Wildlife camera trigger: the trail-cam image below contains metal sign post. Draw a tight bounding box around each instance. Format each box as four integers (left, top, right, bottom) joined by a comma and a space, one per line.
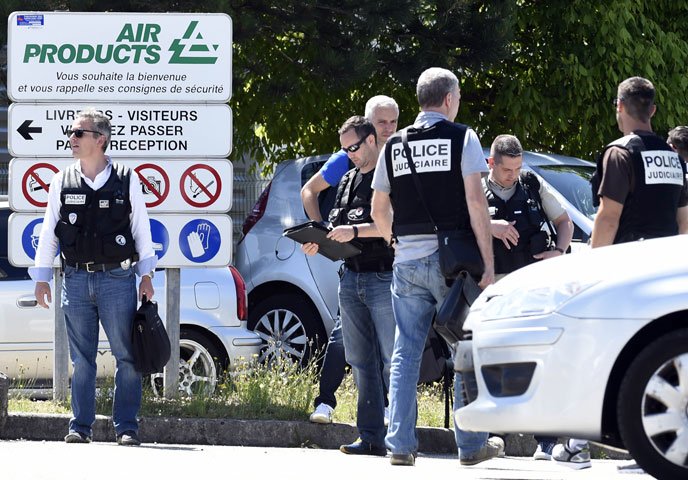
163, 268, 180, 398
53, 268, 68, 402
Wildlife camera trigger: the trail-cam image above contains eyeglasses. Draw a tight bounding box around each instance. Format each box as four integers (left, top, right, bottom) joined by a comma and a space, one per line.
343, 135, 369, 153
66, 128, 102, 138
612, 97, 624, 107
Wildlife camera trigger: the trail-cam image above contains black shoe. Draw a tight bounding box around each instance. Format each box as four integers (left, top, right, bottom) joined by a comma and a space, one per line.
390, 452, 417, 466
116, 430, 141, 446
339, 439, 387, 457
64, 431, 91, 444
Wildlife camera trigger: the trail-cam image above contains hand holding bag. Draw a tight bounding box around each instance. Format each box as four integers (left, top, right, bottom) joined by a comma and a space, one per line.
433, 271, 482, 345
401, 130, 484, 279
132, 295, 171, 374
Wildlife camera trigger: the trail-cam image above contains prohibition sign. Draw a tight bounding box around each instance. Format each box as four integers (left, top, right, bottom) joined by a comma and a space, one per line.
22, 163, 59, 208
135, 163, 170, 208
180, 164, 222, 208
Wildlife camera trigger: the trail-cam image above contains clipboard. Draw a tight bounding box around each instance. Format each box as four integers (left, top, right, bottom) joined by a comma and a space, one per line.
283, 221, 362, 261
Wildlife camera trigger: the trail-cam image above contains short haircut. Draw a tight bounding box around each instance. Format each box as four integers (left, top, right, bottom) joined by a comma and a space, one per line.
76, 107, 111, 151
416, 68, 459, 109
668, 126, 688, 158
364, 95, 399, 120
490, 134, 523, 163
338, 115, 377, 142
618, 77, 655, 123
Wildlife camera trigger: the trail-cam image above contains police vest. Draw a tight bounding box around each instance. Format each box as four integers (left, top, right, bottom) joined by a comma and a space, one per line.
592, 132, 686, 243
485, 173, 547, 274
54, 162, 137, 266
329, 168, 394, 272
384, 121, 470, 235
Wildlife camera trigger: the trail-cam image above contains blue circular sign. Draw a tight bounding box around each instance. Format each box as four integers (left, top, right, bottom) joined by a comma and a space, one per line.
22, 219, 44, 260
149, 218, 169, 260
179, 219, 221, 263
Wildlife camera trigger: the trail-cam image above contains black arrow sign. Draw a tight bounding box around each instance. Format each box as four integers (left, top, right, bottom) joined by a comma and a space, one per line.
17, 120, 43, 140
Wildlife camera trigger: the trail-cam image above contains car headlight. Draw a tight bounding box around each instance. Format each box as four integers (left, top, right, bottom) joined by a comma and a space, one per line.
480, 279, 599, 320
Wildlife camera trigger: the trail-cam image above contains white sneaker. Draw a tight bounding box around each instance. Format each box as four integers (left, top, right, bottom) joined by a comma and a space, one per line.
384, 407, 389, 427
551, 442, 591, 469
532, 441, 555, 461
309, 403, 334, 424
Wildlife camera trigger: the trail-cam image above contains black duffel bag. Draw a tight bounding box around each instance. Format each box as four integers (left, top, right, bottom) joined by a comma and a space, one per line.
132, 295, 171, 374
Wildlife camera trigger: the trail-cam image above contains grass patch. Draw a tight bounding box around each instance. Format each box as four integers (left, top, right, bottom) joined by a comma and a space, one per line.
8, 356, 449, 427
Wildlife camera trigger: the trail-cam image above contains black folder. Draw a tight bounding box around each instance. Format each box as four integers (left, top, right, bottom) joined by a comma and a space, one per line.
283, 221, 362, 261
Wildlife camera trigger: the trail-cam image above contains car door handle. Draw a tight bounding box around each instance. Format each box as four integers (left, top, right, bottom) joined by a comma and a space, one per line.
17, 295, 39, 308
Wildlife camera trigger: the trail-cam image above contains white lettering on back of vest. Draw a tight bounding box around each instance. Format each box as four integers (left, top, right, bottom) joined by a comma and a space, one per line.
642, 150, 684, 185
390, 139, 452, 177
64, 194, 87, 205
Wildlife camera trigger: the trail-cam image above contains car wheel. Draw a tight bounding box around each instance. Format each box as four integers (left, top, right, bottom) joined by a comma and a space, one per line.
150, 329, 228, 397
248, 294, 326, 365
617, 329, 688, 480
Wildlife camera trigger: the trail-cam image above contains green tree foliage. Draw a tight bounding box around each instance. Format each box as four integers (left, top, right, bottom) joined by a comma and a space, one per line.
0, 1, 515, 171
466, 0, 688, 161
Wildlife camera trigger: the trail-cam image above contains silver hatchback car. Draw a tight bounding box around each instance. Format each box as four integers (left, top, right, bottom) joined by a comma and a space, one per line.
0, 200, 262, 396
236, 151, 597, 363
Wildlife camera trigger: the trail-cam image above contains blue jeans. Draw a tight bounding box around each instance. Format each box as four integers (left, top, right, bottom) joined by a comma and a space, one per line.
61, 265, 141, 437
340, 268, 396, 448
314, 317, 345, 409
385, 252, 488, 456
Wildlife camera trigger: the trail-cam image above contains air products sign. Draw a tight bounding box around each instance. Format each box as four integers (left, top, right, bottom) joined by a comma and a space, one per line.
8, 12, 232, 102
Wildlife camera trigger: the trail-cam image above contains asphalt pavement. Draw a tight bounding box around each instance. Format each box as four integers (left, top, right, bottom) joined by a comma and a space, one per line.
0, 440, 650, 480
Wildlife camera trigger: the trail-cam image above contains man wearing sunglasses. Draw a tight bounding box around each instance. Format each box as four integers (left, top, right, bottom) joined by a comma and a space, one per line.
30, 108, 157, 447
303, 116, 395, 457
371, 67, 499, 467
300, 96, 399, 426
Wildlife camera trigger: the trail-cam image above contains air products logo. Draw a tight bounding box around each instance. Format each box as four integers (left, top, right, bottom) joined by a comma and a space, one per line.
22, 21, 220, 65
169, 21, 219, 64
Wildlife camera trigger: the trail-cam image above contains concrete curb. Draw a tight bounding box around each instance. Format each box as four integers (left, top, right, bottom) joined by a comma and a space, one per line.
0, 412, 631, 459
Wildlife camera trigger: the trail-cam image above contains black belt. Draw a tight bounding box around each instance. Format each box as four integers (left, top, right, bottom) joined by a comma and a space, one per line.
65, 260, 131, 273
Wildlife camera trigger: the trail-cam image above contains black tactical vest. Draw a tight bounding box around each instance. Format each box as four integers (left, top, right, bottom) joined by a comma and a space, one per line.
55, 162, 137, 266
384, 121, 470, 235
486, 173, 548, 274
329, 168, 394, 272
592, 132, 685, 243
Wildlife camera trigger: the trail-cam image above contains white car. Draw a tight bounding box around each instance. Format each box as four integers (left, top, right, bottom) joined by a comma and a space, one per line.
236, 151, 596, 363
456, 235, 688, 480
0, 200, 262, 396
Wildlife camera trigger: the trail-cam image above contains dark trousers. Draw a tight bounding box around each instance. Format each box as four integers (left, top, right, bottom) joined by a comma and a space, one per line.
314, 318, 346, 408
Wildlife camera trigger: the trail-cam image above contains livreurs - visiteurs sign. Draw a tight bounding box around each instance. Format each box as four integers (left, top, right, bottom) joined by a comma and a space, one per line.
8, 12, 232, 102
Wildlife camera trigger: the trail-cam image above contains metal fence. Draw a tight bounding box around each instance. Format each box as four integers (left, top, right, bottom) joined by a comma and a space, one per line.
229, 171, 272, 251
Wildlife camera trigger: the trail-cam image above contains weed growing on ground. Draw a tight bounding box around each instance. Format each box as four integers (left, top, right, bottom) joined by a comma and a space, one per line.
8, 354, 447, 427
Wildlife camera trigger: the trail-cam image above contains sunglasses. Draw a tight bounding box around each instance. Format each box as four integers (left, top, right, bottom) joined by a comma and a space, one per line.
612, 97, 623, 107
66, 128, 102, 138
343, 135, 369, 153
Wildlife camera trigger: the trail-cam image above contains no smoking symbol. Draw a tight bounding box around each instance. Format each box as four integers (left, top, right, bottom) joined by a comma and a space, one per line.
22, 163, 59, 208
180, 165, 222, 208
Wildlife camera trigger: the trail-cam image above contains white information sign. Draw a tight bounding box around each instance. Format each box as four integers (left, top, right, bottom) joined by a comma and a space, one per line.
8, 12, 232, 102
8, 103, 232, 157
9, 213, 233, 268
8, 158, 233, 213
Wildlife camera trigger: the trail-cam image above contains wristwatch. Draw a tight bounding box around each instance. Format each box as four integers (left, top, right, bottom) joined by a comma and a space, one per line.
144, 270, 155, 279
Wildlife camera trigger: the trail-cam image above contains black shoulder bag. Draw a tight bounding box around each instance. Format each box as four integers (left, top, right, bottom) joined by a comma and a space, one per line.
131, 295, 171, 374
401, 129, 484, 279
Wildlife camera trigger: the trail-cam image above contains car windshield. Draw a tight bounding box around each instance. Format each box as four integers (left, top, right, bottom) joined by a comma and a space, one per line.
529, 165, 598, 220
